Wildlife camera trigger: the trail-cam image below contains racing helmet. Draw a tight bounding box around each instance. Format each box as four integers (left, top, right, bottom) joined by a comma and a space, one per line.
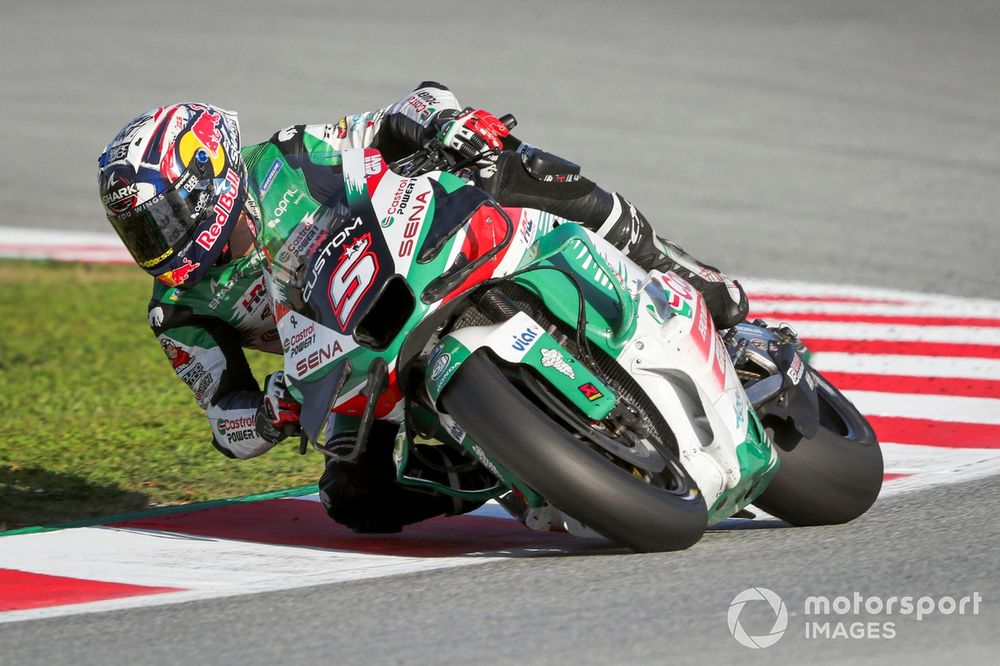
97, 103, 247, 288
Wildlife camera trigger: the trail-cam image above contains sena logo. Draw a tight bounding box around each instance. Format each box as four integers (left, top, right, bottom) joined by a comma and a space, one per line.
396, 189, 430, 258
295, 341, 344, 376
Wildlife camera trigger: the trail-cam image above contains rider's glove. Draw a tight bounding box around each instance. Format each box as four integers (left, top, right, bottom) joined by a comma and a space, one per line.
255, 371, 302, 444
435, 107, 511, 164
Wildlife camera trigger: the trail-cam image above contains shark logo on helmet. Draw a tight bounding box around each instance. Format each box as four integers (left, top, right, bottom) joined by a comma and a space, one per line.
102, 176, 140, 214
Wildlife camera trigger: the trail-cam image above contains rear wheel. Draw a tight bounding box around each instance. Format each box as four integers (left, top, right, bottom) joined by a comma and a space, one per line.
440, 352, 708, 552
753, 369, 883, 525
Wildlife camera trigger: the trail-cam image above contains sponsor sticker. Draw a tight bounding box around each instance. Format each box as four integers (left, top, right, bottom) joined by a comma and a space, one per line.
160, 338, 191, 370
510, 326, 540, 352
260, 159, 283, 193
787, 354, 805, 385
430, 352, 452, 381
540, 348, 576, 379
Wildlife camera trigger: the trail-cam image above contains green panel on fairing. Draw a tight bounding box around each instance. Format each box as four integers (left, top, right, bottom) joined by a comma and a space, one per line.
511, 224, 637, 357
300, 132, 344, 167
426, 328, 615, 420
425, 337, 475, 401
707, 409, 781, 524
435, 171, 468, 193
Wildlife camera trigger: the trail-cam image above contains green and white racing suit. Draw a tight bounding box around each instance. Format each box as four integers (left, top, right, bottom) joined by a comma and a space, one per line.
148, 82, 467, 459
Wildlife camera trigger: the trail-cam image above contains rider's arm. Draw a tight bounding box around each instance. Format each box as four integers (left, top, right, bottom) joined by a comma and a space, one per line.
150, 315, 280, 460
348, 81, 463, 158
262, 82, 463, 163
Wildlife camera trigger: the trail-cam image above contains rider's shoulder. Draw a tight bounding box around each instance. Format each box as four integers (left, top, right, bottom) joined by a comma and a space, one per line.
146, 269, 231, 326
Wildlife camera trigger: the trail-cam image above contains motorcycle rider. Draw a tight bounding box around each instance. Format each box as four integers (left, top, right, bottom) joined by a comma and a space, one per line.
97, 82, 749, 533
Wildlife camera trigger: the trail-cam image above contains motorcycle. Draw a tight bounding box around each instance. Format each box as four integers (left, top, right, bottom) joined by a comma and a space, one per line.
261, 117, 884, 552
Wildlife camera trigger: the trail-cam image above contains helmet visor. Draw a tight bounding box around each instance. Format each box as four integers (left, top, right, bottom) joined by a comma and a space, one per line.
107, 170, 215, 268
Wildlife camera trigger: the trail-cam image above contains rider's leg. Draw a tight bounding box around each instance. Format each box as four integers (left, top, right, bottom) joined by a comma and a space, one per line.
477, 151, 749, 329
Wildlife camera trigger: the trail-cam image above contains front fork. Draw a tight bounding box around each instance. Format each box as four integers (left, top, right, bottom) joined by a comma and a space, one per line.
725, 321, 821, 439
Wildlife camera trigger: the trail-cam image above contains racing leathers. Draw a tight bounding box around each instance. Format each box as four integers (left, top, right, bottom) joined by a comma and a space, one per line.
149, 82, 748, 525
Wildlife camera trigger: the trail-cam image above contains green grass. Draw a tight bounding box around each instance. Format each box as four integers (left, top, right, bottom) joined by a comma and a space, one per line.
0, 260, 322, 532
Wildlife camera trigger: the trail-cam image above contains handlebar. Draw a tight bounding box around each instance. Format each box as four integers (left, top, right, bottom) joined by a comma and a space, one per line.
390, 113, 518, 178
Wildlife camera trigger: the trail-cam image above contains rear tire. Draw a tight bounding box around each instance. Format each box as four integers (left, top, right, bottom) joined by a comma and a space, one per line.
440, 352, 708, 552
753, 370, 883, 525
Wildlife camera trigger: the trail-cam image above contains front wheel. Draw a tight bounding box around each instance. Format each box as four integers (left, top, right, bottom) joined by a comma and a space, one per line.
752, 369, 884, 525
439, 352, 708, 552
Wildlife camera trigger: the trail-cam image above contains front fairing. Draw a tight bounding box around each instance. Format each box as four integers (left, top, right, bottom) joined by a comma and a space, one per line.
260, 147, 523, 444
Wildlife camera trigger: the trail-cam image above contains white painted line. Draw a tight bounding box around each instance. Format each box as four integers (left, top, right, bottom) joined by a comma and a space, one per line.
0, 225, 123, 246
0, 226, 131, 263
843, 390, 1000, 425
747, 301, 1000, 318
879, 442, 1000, 473
743, 278, 1000, 308
877, 444, 1000, 498
809, 352, 1000, 380
0, 526, 499, 624
763, 321, 1000, 345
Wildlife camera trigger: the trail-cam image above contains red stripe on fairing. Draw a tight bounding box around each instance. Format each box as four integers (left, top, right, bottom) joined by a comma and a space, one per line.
334, 370, 403, 419
112, 499, 574, 557
883, 473, 912, 481
748, 311, 1000, 328
867, 416, 1000, 448
747, 294, 912, 305
362, 148, 389, 194
441, 205, 518, 305
819, 372, 1000, 399
0, 568, 182, 612
803, 338, 1000, 360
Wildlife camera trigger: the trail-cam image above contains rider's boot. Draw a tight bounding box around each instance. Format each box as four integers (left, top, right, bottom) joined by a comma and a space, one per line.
477, 150, 749, 329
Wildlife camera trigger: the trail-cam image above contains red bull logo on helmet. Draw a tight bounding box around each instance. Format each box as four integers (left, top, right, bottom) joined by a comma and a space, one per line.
195, 168, 241, 251
178, 105, 226, 176
189, 107, 222, 152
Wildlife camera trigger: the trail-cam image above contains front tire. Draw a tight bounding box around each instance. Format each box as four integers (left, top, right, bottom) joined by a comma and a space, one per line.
753, 370, 883, 525
440, 352, 708, 552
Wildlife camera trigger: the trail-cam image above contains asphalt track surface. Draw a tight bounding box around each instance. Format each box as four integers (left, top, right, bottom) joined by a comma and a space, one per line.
2, 0, 998, 663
